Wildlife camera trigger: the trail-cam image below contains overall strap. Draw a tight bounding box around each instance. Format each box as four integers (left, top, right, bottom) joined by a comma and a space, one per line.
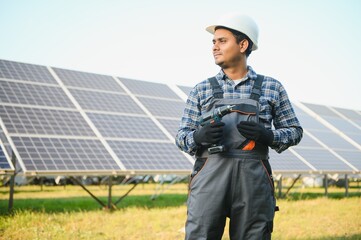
208, 77, 223, 99
208, 74, 264, 100
250, 74, 264, 101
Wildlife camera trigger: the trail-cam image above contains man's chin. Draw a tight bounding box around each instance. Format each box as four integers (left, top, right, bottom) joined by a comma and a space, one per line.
215, 59, 222, 65
215, 61, 226, 68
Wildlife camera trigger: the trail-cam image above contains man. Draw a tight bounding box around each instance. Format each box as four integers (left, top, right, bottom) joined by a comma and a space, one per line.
175, 13, 303, 240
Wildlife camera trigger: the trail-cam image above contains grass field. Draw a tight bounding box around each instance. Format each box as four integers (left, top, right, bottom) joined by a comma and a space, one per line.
0, 182, 360, 240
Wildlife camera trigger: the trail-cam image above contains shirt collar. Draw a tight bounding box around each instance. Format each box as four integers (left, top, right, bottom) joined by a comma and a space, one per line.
215, 66, 258, 82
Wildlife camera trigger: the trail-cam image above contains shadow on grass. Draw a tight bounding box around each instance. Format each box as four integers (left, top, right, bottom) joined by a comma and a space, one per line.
280, 191, 360, 200
311, 234, 361, 240
0, 193, 187, 215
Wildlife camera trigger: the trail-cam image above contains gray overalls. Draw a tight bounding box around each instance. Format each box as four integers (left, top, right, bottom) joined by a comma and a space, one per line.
185, 75, 276, 240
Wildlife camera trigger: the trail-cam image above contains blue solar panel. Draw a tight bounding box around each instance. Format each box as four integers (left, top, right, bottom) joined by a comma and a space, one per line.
177, 85, 193, 96
293, 148, 354, 171
158, 119, 180, 139
269, 150, 312, 172
333, 107, 361, 121
70, 89, 144, 114
335, 150, 361, 170
119, 78, 181, 99
1, 59, 360, 175
0, 80, 75, 108
0, 59, 57, 84
0, 106, 95, 136
12, 137, 120, 172
107, 140, 192, 171
53, 67, 124, 92
87, 113, 168, 139
0, 144, 12, 171
294, 103, 361, 172
302, 103, 361, 145
0, 59, 195, 175
137, 97, 185, 118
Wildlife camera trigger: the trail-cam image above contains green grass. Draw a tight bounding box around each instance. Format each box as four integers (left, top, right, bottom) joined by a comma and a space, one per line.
0, 183, 360, 239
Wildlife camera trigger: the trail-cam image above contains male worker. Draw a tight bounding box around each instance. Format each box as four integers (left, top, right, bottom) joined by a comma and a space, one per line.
175, 13, 303, 240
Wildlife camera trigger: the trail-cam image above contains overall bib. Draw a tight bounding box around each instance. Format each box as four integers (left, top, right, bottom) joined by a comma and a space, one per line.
185, 75, 276, 240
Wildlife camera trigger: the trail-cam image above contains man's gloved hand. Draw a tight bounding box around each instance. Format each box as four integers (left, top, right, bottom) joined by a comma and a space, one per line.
193, 122, 225, 145
237, 121, 274, 146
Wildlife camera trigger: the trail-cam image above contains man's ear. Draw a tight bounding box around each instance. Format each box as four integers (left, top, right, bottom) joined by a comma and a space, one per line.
239, 39, 249, 54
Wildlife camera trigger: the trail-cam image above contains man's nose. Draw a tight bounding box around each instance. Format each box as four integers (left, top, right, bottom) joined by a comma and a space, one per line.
213, 43, 219, 51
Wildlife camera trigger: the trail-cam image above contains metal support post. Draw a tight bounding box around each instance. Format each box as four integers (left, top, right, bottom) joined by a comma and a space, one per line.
345, 174, 349, 197
8, 152, 16, 214
278, 175, 283, 198
108, 176, 113, 209
324, 174, 328, 197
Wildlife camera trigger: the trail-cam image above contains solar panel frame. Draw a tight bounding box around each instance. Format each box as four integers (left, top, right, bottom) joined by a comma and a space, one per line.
0, 59, 57, 84
157, 119, 181, 139
12, 136, 121, 173
87, 113, 169, 140
0, 139, 14, 174
69, 89, 145, 114
1, 59, 360, 176
292, 148, 354, 172
177, 85, 193, 97
119, 77, 181, 100
0, 105, 96, 137
0, 60, 195, 175
53, 67, 125, 92
333, 107, 361, 121
0, 80, 75, 108
137, 97, 185, 118
107, 140, 193, 173
269, 149, 313, 173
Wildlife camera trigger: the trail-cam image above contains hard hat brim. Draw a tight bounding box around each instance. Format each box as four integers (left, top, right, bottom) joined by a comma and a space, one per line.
205, 24, 258, 51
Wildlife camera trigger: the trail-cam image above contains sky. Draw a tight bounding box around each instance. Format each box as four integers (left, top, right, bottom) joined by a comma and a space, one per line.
1, 0, 361, 110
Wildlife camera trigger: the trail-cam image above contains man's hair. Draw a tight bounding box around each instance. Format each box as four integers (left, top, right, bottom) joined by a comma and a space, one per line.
215, 26, 253, 57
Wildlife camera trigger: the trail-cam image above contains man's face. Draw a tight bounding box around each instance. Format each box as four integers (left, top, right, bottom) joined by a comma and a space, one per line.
212, 28, 243, 69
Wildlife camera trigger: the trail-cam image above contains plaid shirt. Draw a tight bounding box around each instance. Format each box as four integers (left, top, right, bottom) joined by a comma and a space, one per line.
175, 66, 303, 155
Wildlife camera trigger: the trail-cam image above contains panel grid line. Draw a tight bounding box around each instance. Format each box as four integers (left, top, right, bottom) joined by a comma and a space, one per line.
47, 66, 127, 171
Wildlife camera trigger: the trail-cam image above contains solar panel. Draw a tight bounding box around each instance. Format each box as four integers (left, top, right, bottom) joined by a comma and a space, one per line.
332, 107, 361, 121
0, 129, 12, 158
335, 150, 361, 170
157, 119, 181, 138
87, 113, 168, 139
0, 106, 95, 136
177, 85, 193, 96
0, 59, 57, 84
292, 148, 353, 171
0, 143, 13, 173
269, 150, 312, 172
69, 89, 144, 113
302, 103, 361, 145
0, 80, 75, 108
53, 67, 124, 92
0, 59, 193, 175
137, 97, 185, 118
1, 59, 359, 176
120, 78, 181, 99
12, 137, 120, 172
107, 140, 193, 171
294, 103, 360, 172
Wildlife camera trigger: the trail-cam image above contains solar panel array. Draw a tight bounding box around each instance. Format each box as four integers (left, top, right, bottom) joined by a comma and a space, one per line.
0, 128, 14, 174
0, 59, 193, 175
0, 59, 360, 176
269, 103, 361, 174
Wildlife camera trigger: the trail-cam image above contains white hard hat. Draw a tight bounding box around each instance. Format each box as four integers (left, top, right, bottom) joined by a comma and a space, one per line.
206, 13, 259, 51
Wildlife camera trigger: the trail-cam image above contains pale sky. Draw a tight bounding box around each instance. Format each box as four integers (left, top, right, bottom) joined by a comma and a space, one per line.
1, 0, 360, 110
